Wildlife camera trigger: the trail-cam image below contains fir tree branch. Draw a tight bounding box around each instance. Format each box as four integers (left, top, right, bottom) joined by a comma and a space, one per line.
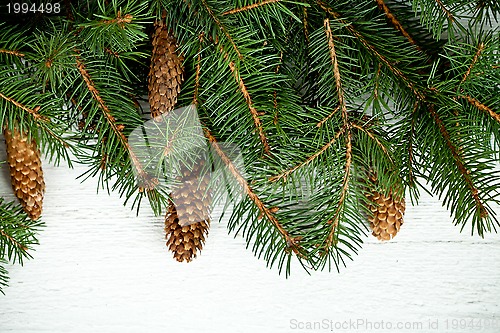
269, 126, 346, 182
351, 123, 394, 164
408, 101, 419, 185
100, 11, 133, 28
435, 0, 454, 22
460, 42, 485, 84
0, 230, 28, 253
203, 127, 302, 254
428, 104, 488, 218
201, 0, 242, 59
316, 0, 424, 99
317, 105, 341, 127
193, 33, 204, 105
0, 93, 47, 121
303, 7, 310, 43
374, 0, 420, 49
324, 18, 347, 122
228, 61, 271, 155
325, 129, 352, 250
0, 49, 24, 57
460, 95, 500, 124
222, 0, 282, 15
74, 56, 152, 188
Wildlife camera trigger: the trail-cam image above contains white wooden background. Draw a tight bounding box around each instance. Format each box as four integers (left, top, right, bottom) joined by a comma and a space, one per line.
0, 138, 499, 333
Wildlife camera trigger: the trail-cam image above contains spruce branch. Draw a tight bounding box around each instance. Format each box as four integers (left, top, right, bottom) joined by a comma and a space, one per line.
0, 198, 43, 294
200, 0, 243, 59
460, 95, 500, 124
427, 104, 489, 220
222, 0, 283, 15
325, 129, 353, 251
460, 42, 485, 84
269, 126, 345, 182
204, 127, 303, 254
0, 50, 25, 57
0, 93, 47, 122
375, 0, 420, 49
317, 0, 425, 99
227, 61, 271, 155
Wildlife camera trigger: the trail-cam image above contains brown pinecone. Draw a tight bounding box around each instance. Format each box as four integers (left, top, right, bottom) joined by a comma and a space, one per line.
365, 175, 406, 241
148, 18, 184, 118
165, 162, 211, 262
3, 126, 45, 220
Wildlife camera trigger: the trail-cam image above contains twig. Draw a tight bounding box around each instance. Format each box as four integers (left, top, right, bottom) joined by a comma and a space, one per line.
461, 42, 485, 84
228, 61, 271, 155
193, 33, 204, 105
0, 230, 28, 252
0, 49, 24, 57
0, 93, 47, 121
203, 127, 302, 254
202, 0, 242, 59
317, 0, 424, 100
100, 11, 133, 28
75, 56, 152, 188
269, 126, 346, 182
325, 129, 352, 249
317, 105, 341, 128
324, 18, 347, 123
435, 0, 454, 22
351, 123, 394, 164
460, 95, 500, 124
374, 0, 420, 50
223, 0, 281, 15
428, 105, 487, 218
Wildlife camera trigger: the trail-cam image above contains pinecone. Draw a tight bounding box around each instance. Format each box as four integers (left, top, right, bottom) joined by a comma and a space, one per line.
365, 175, 406, 241
3, 126, 45, 220
148, 18, 184, 118
165, 161, 211, 262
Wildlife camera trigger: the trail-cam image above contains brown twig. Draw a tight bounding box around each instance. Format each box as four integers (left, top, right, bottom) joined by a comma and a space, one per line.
460, 95, 500, 124
193, 33, 204, 105
269, 126, 346, 182
203, 127, 302, 254
325, 129, 352, 249
324, 18, 347, 123
75, 56, 151, 187
0, 49, 24, 57
375, 0, 420, 50
0, 93, 47, 121
100, 11, 133, 28
228, 61, 271, 155
317, 105, 341, 128
407, 101, 419, 185
435, 0, 454, 22
202, 0, 242, 59
461, 42, 485, 84
351, 123, 394, 164
303, 7, 310, 43
222, 0, 281, 15
428, 105, 487, 218
0, 230, 28, 252
104, 47, 120, 58
317, 0, 424, 100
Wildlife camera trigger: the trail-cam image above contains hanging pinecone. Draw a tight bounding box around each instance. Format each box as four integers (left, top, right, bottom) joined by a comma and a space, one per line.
365, 174, 406, 241
3, 126, 45, 220
164, 161, 211, 262
148, 18, 184, 118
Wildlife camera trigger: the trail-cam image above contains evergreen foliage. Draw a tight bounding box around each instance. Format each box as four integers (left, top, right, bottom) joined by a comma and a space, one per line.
0, 0, 499, 288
